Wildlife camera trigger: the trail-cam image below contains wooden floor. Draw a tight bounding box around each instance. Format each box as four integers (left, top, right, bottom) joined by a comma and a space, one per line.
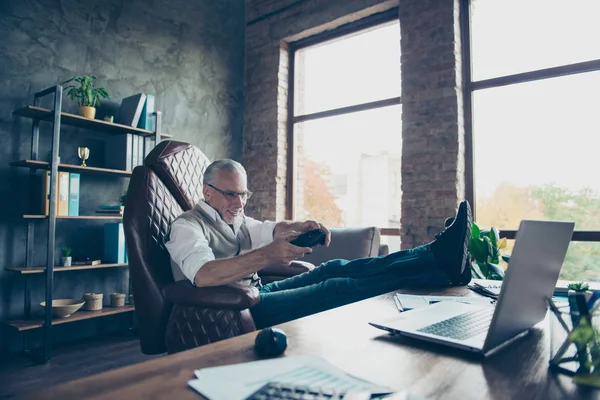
0, 333, 162, 399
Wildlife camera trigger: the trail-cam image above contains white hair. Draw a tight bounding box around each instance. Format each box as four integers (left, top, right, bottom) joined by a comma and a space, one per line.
203, 159, 247, 184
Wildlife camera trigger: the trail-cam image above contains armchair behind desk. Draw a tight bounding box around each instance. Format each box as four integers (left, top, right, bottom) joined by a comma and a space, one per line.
123, 140, 264, 355
123, 140, 389, 355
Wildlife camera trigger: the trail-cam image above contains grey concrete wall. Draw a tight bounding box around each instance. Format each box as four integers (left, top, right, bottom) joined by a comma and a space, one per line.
0, 0, 245, 354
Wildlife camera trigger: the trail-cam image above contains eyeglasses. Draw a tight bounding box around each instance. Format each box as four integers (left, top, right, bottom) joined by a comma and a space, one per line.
207, 183, 253, 201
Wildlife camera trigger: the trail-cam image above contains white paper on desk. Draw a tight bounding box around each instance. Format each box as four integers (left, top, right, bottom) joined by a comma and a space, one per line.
395, 293, 493, 311
187, 354, 392, 400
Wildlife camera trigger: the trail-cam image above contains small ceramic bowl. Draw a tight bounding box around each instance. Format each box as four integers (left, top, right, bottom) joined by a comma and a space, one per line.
40, 299, 85, 318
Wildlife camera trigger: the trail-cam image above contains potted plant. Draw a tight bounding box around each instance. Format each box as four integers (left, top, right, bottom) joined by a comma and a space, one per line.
467, 222, 509, 280
62, 75, 110, 119
567, 282, 594, 372
61, 246, 73, 267
548, 282, 600, 383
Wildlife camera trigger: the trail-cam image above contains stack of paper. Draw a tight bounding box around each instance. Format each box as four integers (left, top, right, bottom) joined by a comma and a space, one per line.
468, 279, 600, 300
467, 279, 502, 299
188, 355, 392, 400
394, 293, 494, 312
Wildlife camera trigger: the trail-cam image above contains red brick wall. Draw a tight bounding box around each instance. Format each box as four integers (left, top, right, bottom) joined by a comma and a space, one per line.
244, 0, 465, 247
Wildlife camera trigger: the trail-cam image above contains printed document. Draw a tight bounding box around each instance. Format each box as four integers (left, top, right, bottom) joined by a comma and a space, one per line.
188, 354, 392, 399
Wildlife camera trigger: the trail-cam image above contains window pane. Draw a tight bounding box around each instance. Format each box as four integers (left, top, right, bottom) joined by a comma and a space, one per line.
381, 235, 401, 254
471, 0, 600, 81
501, 240, 600, 282
473, 71, 600, 233
293, 105, 401, 229
294, 21, 400, 116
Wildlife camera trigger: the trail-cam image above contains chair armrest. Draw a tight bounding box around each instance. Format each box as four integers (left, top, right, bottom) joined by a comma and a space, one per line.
162, 280, 260, 309
379, 244, 389, 256
259, 260, 315, 278
258, 260, 315, 285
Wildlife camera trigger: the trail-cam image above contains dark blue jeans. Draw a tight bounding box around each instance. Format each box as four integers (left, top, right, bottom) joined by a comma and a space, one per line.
250, 243, 449, 329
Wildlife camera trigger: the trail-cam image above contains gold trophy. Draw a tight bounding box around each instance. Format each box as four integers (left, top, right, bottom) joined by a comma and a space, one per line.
77, 147, 90, 167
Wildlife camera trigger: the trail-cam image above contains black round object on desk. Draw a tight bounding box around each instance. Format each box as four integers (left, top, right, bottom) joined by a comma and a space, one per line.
254, 327, 288, 357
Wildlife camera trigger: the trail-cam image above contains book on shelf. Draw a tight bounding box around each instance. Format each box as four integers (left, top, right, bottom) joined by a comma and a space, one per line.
104, 223, 127, 263
58, 171, 69, 216
135, 93, 156, 164
116, 93, 147, 127
105, 134, 133, 172
96, 205, 123, 215
68, 173, 80, 216
71, 259, 102, 266
138, 94, 155, 131
41, 171, 71, 216
105, 93, 155, 172
41, 171, 51, 215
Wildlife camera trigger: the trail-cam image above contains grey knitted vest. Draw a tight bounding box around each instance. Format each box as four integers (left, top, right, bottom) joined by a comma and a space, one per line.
170, 203, 260, 287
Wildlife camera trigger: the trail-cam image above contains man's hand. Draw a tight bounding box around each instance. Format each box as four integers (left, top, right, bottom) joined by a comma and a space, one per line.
262, 230, 313, 267
273, 220, 332, 247
295, 220, 332, 247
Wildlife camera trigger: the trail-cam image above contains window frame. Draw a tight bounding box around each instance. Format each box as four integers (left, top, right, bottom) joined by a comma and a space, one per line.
286, 8, 401, 222
460, 0, 600, 241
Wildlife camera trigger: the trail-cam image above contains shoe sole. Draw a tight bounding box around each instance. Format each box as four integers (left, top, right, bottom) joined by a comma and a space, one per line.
454, 201, 472, 285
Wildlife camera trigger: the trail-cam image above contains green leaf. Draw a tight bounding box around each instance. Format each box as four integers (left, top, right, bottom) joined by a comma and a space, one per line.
469, 238, 486, 262
60, 75, 109, 108
477, 261, 489, 277
483, 236, 493, 260
489, 226, 499, 248
471, 222, 480, 240
486, 262, 505, 279
568, 282, 591, 292
470, 260, 486, 279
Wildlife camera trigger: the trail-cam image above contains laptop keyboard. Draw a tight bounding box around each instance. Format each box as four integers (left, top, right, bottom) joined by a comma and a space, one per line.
244, 382, 367, 400
417, 307, 495, 340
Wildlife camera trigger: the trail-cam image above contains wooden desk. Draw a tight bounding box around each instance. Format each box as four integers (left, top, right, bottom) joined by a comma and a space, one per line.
24, 287, 600, 399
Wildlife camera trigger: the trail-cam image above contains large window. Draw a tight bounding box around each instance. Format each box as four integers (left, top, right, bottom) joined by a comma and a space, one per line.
467, 0, 600, 281
289, 13, 401, 250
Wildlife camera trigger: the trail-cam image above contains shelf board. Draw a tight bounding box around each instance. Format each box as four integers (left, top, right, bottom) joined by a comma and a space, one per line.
5, 263, 127, 274
10, 160, 132, 177
23, 214, 122, 220
4, 305, 135, 331
13, 106, 172, 138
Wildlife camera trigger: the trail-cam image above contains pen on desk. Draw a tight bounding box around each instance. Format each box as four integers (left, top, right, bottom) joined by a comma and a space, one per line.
394, 295, 404, 312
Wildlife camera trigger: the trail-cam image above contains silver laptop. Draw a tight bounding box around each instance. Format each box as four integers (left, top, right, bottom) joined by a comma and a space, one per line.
369, 220, 575, 357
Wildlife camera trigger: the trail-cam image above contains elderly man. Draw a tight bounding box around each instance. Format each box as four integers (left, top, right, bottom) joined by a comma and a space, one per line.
165, 159, 472, 329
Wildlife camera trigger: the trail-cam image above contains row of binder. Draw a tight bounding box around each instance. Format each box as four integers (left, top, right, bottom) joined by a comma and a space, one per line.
42, 171, 79, 216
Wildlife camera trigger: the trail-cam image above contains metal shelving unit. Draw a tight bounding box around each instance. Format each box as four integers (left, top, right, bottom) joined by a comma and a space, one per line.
5, 85, 163, 362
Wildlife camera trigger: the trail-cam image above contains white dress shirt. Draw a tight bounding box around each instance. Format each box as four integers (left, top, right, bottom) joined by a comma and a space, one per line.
165, 200, 276, 284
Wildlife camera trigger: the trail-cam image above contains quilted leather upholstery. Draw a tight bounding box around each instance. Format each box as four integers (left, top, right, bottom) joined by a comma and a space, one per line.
165, 306, 256, 354
124, 140, 258, 355
123, 167, 181, 354
145, 140, 210, 211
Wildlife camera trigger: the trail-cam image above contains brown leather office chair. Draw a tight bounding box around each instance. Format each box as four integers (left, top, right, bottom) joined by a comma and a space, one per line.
123, 140, 263, 355
124, 140, 384, 355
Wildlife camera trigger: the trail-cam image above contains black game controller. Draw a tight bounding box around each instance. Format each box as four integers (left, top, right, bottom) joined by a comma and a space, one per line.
289, 229, 326, 248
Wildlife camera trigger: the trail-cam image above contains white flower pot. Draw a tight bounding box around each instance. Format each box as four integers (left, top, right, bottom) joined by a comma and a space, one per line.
61, 256, 72, 267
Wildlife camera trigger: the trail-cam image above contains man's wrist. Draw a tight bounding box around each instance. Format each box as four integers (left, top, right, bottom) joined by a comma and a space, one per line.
274, 221, 293, 238
249, 246, 270, 268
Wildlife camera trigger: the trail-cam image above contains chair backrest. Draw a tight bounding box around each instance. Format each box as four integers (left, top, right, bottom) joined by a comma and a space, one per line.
123, 140, 210, 354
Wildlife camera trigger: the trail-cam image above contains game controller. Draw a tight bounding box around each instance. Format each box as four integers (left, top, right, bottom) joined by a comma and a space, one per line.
289, 229, 326, 248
